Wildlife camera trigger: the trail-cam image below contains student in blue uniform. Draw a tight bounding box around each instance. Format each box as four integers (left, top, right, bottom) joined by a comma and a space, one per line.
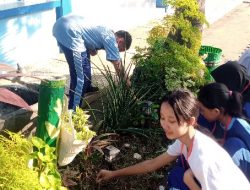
198, 82, 250, 181
53, 14, 132, 110
198, 61, 250, 140
211, 61, 250, 118
167, 82, 250, 189
96, 89, 249, 190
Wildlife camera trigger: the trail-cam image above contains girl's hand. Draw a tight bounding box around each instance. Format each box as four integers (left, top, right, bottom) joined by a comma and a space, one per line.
96, 170, 114, 183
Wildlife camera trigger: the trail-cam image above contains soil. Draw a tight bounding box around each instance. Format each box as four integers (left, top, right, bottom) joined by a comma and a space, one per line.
59, 131, 174, 190
57, 94, 174, 190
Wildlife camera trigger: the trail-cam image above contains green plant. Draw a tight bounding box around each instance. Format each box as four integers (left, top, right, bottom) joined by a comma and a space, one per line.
61, 107, 96, 142
100, 63, 144, 131
131, 46, 167, 102
132, 0, 209, 101
148, 0, 208, 54
30, 137, 66, 190
0, 131, 66, 190
162, 38, 208, 92
131, 100, 160, 128
0, 131, 41, 190
93, 60, 162, 137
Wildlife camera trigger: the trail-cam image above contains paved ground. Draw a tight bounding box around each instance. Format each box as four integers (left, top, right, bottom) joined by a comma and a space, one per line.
202, 1, 250, 64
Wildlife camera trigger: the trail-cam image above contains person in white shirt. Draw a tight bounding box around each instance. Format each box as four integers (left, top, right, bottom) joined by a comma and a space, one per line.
96, 89, 250, 190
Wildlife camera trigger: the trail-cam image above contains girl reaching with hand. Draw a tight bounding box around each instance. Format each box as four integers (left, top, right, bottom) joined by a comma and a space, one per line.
198, 82, 250, 181
96, 88, 249, 189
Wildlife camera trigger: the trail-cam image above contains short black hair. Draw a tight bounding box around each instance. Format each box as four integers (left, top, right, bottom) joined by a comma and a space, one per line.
115, 30, 132, 50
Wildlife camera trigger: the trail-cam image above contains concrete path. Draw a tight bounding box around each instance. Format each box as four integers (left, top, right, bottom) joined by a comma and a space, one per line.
202, 1, 250, 64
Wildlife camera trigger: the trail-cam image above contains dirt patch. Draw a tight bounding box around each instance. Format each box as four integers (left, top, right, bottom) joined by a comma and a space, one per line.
59, 134, 173, 190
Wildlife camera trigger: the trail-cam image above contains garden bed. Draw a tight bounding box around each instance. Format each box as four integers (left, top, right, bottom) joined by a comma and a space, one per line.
59, 134, 172, 190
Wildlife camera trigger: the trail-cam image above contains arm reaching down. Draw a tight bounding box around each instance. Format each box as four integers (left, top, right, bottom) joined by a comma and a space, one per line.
96, 152, 177, 183
111, 60, 131, 86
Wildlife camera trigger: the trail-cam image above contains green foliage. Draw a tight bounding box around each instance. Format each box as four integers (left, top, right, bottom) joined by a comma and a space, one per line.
0, 131, 41, 190
0, 131, 66, 190
62, 107, 96, 142
161, 38, 208, 92
30, 137, 66, 190
131, 101, 160, 128
147, 16, 172, 45
99, 63, 147, 133
71, 107, 96, 141
131, 45, 167, 102
148, 0, 208, 54
132, 0, 209, 101
95, 61, 162, 137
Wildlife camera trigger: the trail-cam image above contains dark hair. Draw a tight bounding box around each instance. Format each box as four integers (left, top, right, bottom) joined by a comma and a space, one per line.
198, 82, 243, 117
160, 89, 199, 125
210, 60, 250, 103
115, 30, 132, 50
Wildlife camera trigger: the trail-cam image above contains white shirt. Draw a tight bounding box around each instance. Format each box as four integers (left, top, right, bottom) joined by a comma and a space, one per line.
167, 130, 250, 190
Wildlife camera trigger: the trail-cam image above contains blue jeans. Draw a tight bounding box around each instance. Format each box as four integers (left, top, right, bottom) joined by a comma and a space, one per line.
59, 43, 91, 110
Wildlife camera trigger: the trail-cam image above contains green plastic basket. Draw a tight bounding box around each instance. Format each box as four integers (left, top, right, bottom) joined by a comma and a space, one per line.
199, 45, 222, 64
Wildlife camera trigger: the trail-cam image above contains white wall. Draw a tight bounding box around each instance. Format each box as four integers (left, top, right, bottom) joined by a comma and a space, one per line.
0, 10, 57, 67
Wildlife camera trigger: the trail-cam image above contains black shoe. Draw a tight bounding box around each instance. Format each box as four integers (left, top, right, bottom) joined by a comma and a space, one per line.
85, 86, 99, 93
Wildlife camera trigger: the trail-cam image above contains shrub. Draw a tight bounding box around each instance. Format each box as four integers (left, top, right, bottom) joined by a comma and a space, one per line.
0, 131, 41, 190
131, 0, 209, 101
0, 131, 66, 190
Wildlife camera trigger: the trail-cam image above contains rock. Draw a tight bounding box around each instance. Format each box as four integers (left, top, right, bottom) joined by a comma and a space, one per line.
158, 185, 165, 190
103, 145, 120, 162
133, 153, 142, 160
124, 143, 130, 148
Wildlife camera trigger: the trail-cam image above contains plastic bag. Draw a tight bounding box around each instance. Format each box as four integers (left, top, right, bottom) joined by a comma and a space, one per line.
57, 110, 89, 166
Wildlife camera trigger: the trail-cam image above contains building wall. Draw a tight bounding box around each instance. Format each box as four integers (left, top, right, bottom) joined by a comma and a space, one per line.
0, 9, 57, 67
0, 0, 166, 67
0, 0, 243, 68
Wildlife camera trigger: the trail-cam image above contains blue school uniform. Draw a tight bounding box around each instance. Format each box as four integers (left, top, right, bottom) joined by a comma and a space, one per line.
53, 14, 120, 110
223, 117, 250, 181
243, 102, 250, 119
197, 114, 224, 139
198, 116, 250, 181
